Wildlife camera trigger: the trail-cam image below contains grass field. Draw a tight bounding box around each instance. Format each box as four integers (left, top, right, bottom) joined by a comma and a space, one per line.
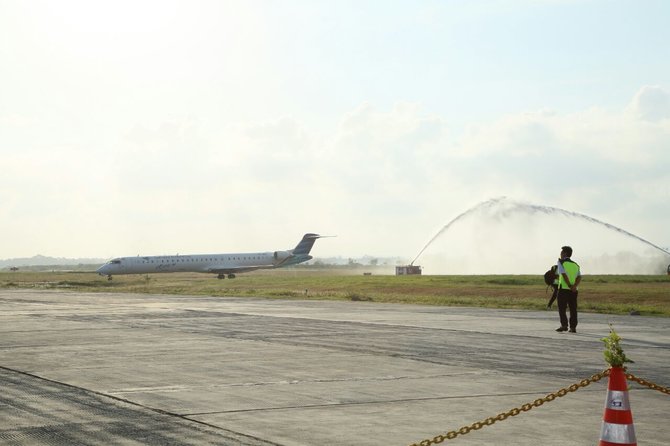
2, 268, 669, 316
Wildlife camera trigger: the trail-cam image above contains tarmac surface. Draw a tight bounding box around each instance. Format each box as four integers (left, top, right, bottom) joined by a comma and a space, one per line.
0, 289, 668, 446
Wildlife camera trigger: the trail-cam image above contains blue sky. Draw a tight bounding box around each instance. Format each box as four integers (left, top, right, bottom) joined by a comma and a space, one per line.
1, 0, 669, 271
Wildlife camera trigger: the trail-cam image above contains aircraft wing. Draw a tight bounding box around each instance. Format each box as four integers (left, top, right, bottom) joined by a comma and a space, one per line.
207, 265, 273, 275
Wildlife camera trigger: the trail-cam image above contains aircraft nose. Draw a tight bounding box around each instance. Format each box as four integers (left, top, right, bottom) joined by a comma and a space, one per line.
96, 265, 108, 275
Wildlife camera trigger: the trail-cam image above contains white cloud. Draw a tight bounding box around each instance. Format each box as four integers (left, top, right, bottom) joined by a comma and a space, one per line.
629, 85, 670, 122
1, 87, 669, 264
301, 89, 670, 260
453, 110, 558, 157
452, 101, 670, 167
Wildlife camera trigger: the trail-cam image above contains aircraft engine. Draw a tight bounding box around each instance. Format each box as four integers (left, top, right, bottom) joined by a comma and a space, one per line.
273, 250, 292, 265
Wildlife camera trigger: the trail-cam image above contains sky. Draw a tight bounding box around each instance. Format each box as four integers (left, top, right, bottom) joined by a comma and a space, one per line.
1, 0, 669, 272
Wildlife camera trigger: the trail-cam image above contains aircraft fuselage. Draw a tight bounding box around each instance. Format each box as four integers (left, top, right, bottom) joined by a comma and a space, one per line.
99, 252, 277, 275
96, 233, 323, 279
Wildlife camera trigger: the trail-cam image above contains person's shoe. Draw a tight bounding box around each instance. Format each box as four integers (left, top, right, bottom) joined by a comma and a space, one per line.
556, 326, 568, 332
569, 328, 577, 333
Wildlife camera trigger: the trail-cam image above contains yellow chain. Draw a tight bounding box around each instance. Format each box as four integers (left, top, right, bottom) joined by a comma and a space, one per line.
626, 372, 670, 395
408, 369, 610, 446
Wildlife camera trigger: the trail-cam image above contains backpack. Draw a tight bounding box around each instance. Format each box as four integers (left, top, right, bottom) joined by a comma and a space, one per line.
543, 265, 557, 286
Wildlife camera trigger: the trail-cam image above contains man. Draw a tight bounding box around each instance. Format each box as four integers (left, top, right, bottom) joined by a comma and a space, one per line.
546, 264, 559, 309
555, 246, 581, 333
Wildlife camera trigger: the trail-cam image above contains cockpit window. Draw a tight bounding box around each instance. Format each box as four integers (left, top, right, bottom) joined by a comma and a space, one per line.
110, 259, 121, 264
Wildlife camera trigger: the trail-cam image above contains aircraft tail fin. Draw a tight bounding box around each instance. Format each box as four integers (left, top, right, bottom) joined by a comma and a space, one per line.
292, 233, 322, 255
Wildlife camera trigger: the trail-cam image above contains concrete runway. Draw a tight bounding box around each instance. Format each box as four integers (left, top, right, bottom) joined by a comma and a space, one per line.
1, 290, 668, 446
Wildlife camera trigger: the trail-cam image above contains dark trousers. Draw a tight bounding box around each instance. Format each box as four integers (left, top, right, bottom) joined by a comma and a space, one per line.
547, 285, 558, 308
557, 288, 578, 329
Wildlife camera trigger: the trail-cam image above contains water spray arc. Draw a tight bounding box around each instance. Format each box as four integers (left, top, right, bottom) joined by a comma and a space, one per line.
411, 197, 670, 266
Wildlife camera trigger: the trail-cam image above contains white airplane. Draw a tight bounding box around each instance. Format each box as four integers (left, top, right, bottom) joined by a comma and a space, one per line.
97, 233, 326, 280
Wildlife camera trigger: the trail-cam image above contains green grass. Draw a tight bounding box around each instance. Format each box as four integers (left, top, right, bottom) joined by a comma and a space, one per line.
2, 269, 669, 316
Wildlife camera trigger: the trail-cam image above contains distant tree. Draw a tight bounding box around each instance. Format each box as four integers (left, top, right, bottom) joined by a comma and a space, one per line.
369, 258, 378, 266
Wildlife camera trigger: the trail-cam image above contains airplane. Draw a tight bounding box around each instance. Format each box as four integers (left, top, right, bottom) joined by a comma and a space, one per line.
96, 233, 327, 280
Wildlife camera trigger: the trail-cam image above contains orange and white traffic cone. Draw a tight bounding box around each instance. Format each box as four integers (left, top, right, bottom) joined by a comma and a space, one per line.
599, 366, 636, 446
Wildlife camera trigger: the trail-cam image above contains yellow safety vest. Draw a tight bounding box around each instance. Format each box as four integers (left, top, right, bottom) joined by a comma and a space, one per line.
559, 260, 579, 290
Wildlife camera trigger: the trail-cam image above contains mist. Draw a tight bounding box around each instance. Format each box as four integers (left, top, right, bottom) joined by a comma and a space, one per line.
415, 198, 670, 275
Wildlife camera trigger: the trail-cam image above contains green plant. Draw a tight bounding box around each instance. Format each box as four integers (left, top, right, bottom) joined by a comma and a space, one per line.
601, 325, 634, 367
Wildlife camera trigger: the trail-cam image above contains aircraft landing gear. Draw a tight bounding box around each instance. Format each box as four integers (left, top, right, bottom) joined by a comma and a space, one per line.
228, 274, 236, 279
217, 274, 226, 279
107, 275, 113, 281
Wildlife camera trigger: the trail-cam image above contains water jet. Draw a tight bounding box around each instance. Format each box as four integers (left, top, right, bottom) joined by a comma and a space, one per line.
412, 197, 669, 274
